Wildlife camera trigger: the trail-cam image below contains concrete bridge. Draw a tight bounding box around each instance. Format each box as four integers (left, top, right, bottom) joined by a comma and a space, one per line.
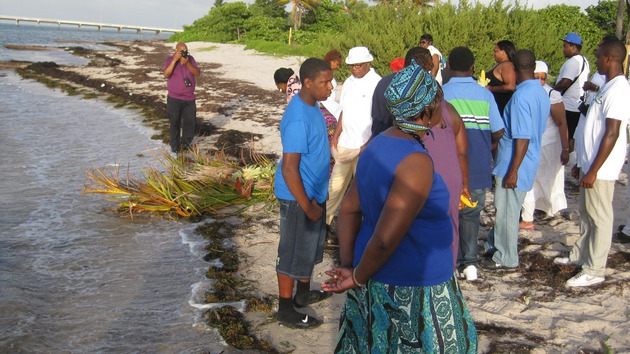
0, 15, 182, 34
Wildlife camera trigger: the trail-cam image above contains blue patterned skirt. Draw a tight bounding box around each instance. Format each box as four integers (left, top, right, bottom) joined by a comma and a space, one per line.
335, 275, 477, 353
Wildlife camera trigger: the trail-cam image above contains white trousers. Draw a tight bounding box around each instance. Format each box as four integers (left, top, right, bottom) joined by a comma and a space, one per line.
325, 153, 359, 225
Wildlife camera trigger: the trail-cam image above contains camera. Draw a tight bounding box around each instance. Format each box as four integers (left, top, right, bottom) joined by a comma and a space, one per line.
180, 50, 189, 59
183, 77, 192, 87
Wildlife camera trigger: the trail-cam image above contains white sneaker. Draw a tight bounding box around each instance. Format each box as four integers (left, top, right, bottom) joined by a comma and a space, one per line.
553, 257, 574, 266
462, 265, 478, 281
566, 271, 604, 287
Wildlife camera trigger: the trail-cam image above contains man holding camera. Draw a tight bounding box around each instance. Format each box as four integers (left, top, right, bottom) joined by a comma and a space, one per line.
163, 42, 201, 153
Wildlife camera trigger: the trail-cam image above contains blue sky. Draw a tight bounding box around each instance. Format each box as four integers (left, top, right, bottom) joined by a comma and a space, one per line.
0, 0, 602, 30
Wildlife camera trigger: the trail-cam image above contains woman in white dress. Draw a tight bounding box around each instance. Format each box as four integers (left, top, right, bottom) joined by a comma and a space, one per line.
519, 61, 570, 230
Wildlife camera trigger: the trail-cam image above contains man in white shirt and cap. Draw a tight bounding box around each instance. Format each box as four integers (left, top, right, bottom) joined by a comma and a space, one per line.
553, 32, 590, 153
327, 46, 381, 225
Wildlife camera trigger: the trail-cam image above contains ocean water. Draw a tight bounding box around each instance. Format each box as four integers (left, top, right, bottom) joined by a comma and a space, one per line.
0, 23, 231, 353
0, 22, 172, 64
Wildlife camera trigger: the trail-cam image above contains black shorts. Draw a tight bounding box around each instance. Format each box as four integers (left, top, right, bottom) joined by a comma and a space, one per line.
566, 110, 581, 140
276, 199, 327, 279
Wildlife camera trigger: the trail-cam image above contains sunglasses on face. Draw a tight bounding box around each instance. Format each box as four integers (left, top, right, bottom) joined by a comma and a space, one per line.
349, 63, 365, 68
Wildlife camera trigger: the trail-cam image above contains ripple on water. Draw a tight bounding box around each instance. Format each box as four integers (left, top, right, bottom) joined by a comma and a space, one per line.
0, 71, 229, 352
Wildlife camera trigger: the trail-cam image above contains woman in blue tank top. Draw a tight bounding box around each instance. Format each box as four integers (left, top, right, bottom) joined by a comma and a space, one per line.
322, 62, 477, 353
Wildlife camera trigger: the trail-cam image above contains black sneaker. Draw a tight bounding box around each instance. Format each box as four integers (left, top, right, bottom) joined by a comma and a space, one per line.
293, 290, 333, 308
482, 247, 497, 259
614, 230, 630, 244
276, 313, 322, 329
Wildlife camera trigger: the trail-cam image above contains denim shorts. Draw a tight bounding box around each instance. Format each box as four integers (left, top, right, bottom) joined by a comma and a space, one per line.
276, 199, 327, 279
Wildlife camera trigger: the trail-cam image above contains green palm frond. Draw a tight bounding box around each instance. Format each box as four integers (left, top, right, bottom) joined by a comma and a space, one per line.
83, 146, 277, 218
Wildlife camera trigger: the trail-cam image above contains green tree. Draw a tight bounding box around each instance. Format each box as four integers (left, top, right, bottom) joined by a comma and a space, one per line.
173, 2, 251, 42
342, 0, 368, 14
246, 0, 290, 42
536, 4, 602, 75
250, 0, 288, 19
301, 0, 348, 32
373, 0, 433, 6
243, 15, 288, 41
586, 0, 626, 38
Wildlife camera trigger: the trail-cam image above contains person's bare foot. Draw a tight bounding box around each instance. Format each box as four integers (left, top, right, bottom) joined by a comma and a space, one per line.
519, 221, 535, 230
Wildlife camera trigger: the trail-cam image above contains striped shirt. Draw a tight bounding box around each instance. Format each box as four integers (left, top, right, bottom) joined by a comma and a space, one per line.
443, 77, 504, 189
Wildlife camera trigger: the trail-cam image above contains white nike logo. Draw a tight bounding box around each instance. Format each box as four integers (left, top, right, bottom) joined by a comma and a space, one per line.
302, 315, 309, 323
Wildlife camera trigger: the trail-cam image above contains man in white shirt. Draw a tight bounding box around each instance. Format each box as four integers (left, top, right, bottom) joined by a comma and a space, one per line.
554, 39, 630, 287
419, 34, 444, 85
327, 46, 381, 225
553, 32, 590, 152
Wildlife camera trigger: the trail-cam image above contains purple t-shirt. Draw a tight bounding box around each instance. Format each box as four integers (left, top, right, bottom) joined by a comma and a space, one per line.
163, 55, 199, 101
423, 102, 462, 268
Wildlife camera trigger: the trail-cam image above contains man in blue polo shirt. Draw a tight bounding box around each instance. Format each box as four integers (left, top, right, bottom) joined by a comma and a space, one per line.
482, 50, 550, 270
443, 47, 504, 280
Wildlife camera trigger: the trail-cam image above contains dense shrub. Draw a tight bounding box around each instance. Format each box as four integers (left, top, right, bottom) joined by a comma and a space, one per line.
171, 2, 251, 42
315, 0, 604, 79
244, 15, 287, 42
170, 0, 612, 80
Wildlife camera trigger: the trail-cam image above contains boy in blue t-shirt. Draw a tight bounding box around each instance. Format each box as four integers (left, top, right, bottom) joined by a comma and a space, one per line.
273, 58, 334, 329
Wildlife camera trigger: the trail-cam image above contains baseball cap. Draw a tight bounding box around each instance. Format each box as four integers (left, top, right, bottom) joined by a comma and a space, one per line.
560, 33, 582, 45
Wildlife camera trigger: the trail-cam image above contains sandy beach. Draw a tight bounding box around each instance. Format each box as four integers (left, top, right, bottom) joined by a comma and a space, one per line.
15, 40, 630, 353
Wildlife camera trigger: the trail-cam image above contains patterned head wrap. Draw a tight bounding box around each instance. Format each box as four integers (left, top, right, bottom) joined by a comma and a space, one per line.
385, 61, 438, 134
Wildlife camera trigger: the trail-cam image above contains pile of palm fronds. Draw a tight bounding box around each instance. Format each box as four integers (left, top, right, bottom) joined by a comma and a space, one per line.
83, 146, 277, 217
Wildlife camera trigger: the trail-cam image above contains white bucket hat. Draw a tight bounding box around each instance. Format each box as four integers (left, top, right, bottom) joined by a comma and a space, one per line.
534, 60, 548, 74
345, 46, 374, 65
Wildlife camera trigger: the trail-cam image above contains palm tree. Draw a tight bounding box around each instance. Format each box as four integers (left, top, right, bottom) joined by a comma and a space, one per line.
279, 0, 322, 29
616, 0, 625, 39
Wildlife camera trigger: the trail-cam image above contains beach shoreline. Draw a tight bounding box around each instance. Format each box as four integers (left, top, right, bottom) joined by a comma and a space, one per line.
11, 40, 630, 353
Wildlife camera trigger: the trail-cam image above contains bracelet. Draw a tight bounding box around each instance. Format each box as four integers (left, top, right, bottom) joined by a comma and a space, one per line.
352, 268, 366, 287
562, 148, 570, 152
